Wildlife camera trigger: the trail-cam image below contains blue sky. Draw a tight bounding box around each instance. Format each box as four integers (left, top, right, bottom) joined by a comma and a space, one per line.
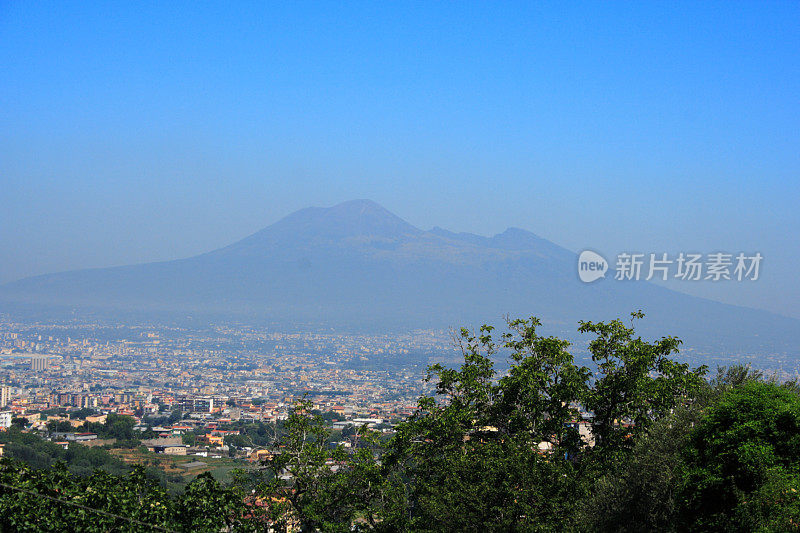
1, 2, 799, 318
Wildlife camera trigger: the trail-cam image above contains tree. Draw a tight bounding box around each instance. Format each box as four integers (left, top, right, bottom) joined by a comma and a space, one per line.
262, 398, 342, 531
379, 320, 592, 531
0, 460, 175, 532
177, 472, 260, 531
46, 420, 72, 433
495, 317, 591, 454
579, 311, 706, 458
578, 405, 701, 532
85, 413, 137, 441
167, 409, 182, 425
678, 381, 800, 532
70, 407, 96, 420
373, 314, 708, 531
260, 397, 380, 532
578, 364, 765, 533
224, 434, 253, 449
318, 410, 345, 424
0, 457, 266, 532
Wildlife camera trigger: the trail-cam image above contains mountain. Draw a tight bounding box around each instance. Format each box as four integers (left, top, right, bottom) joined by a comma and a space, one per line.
1, 199, 798, 360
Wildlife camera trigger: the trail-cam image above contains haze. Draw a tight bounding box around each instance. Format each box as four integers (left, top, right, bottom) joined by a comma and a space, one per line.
1, 2, 798, 318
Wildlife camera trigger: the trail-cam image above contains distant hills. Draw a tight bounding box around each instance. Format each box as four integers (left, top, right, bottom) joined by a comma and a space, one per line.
2, 199, 799, 360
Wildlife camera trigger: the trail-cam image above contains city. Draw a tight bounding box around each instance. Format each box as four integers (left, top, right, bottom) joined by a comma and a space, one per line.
0, 317, 458, 459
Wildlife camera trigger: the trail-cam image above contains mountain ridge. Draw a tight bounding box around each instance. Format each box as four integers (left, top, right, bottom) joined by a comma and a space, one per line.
1, 200, 798, 361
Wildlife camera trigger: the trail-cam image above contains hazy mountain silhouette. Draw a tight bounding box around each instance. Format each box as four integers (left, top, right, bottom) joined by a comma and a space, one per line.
2, 199, 798, 358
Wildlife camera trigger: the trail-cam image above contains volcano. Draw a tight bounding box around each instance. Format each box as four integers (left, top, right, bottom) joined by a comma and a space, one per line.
2, 199, 798, 359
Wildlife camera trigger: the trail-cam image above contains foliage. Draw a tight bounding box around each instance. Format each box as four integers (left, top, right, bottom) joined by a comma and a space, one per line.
0, 461, 173, 532
259, 398, 379, 531
224, 433, 255, 449
370, 314, 707, 531
177, 472, 265, 532
0, 314, 793, 532
46, 420, 73, 433
678, 381, 800, 532
578, 405, 701, 532
315, 409, 346, 423
80, 412, 137, 441
385, 321, 577, 530
0, 428, 129, 476
70, 407, 98, 420
580, 311, 707, 458
226, 420, 280, 447
0, 459, 261, 532
167, 409, 183, 425
577, 364, 786, 533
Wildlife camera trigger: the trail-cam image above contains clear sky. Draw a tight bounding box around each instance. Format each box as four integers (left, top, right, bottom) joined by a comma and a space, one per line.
1, 2, 799, 318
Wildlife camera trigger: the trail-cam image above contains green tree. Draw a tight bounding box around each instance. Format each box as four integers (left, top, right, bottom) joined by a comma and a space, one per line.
579, 311, 706, 458
678, 381, 800, 532
70, 407, 97, 420
260, 398, 380, 532
46, 420, 72, 433
379, 320, 592, 532
579, 405, 701, 532
102, 413, 137, 441
224, 434, 253, 449
177, 472, 259, 531
263, 398, 342, 531
578, 365, 764, 533
374, 314, 708, 532
167, 409, 182, 425
0, 458, 261, 531
495, 317, 591, 453
0, 460, 174, 532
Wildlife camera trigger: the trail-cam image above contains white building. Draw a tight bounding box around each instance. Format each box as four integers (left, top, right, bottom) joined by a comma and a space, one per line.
0, 411, 13, 429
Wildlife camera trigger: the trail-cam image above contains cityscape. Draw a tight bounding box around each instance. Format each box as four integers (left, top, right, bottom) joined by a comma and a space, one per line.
0, 318, 462, 455
2, 2, 798, 530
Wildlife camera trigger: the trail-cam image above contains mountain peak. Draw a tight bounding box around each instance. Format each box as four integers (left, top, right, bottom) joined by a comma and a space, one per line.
233, 200, 422, 249
330, 198, 387, 212
491, 227, 548, 249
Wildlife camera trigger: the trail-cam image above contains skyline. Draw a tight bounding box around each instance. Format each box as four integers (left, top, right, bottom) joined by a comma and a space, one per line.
2, 2, 799, 319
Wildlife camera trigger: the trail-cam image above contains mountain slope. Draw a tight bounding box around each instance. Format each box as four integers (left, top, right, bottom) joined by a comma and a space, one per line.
1, 200, 798, 359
